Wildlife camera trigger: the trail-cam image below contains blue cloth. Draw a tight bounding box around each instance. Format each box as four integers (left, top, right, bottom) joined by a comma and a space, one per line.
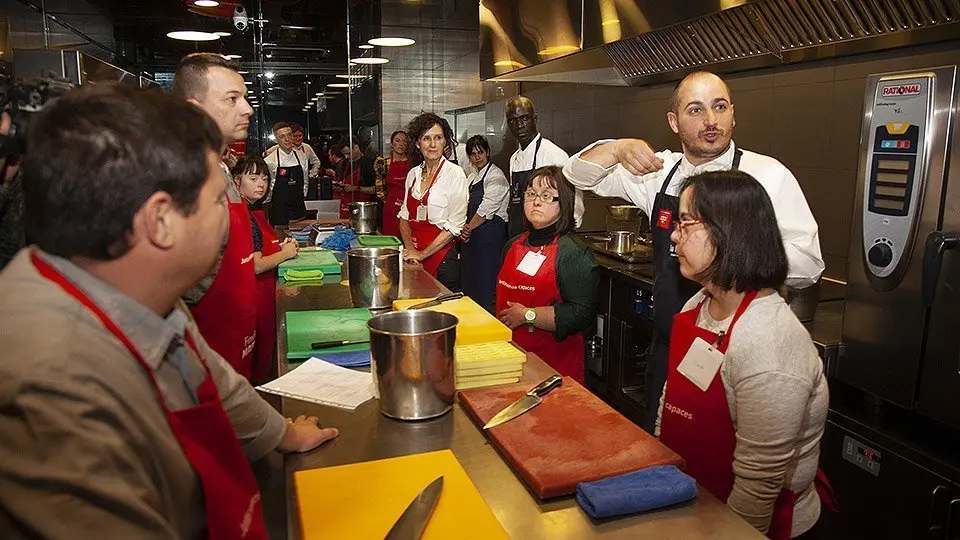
575, 465, 697, 519
320, 226, 356, 251
312, 350, 371, 368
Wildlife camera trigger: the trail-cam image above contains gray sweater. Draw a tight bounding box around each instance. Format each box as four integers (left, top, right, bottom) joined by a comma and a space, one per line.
657, 290, 829, 537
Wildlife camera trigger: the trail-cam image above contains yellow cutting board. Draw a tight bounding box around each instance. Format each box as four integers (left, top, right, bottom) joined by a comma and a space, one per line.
295, 450, 508, 540
393, 297, 512, 345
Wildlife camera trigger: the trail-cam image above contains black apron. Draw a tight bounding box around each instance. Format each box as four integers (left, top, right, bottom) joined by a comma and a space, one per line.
461, 164, 507, 311
643, 148, 742, 432
507, 136, 543, 239
269, 148, 307, 226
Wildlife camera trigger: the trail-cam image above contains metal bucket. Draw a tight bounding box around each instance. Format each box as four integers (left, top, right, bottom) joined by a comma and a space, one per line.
347, 248, 400, 308
368, 310, 458, 420
349, 201, 379, 234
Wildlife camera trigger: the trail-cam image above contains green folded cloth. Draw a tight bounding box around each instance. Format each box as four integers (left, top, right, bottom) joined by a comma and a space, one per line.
283, 269, 325, 283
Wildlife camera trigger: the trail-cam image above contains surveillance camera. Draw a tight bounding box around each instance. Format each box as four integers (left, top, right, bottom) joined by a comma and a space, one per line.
233, 5, 249, 32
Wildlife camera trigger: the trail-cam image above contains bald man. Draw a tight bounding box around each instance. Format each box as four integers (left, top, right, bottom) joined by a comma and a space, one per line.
563, 70, 823, 432
505, 96, 584, 238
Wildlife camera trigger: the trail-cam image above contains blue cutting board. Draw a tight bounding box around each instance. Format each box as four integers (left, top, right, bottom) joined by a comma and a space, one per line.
285, 308, 372, 360
278, 249, 342, 277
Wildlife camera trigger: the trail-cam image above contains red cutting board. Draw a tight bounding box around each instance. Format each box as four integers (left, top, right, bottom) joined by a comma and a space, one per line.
459, 377, 684, 499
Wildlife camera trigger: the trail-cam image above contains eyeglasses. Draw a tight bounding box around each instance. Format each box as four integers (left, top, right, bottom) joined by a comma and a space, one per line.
673, 218, 702, 239
523, 190, 560, 203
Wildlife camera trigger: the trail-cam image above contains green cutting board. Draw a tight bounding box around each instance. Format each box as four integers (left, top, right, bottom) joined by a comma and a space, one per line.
278, 250, 341, 277
285, 308, 372, 360
357, 235, 402, 247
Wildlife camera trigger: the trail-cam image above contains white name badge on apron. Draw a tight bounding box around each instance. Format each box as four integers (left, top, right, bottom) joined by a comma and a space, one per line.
517, 250, 546, 277
677, 337, 724, 391
416, 204, 428, 222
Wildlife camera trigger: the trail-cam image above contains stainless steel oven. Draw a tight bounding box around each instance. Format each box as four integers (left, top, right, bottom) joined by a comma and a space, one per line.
839, 66, 960, 432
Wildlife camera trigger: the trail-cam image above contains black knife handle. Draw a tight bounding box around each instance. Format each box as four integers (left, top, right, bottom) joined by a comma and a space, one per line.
528, 374, 563, 397
311, 340, 343, 349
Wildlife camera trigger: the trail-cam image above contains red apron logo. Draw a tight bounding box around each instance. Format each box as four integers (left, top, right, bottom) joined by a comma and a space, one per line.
881, 83, 921, 97
656, 208, 673, 230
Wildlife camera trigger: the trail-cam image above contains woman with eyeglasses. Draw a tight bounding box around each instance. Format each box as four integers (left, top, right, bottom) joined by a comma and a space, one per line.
656, 170, 831, 539
496, 165, 598, 383
460, 135, 509, 311
398, 113, 468, 290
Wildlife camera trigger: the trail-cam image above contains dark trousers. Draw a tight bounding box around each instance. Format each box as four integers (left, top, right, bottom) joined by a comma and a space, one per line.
435, 244, 461, 293
643, 336, 670, 434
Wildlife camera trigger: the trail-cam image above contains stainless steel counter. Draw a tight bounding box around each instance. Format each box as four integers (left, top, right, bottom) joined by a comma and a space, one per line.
260, 255, 761, 539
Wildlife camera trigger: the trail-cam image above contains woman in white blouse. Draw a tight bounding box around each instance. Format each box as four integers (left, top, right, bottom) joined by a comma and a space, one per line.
459, 135, 509, 311
398, 113, 468, 290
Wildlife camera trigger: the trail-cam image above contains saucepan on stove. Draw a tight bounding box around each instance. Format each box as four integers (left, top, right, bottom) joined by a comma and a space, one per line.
587, 231, 641, 253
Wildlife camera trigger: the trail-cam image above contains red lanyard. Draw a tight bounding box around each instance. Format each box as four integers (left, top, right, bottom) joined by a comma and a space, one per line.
420, 159, 445, 198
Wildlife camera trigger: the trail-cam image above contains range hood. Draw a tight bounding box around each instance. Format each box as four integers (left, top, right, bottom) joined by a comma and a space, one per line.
486, 0, 960, 87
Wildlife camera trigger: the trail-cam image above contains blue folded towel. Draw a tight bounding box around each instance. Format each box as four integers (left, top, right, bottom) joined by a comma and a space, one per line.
313, 350, 371, 368
576, 465, 697, 519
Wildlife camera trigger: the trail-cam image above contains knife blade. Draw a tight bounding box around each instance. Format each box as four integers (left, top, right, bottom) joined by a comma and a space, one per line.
384, 476, 444, 540
310, 339, 370, 349
406, 292, 464, 310
482, 374, 563, 430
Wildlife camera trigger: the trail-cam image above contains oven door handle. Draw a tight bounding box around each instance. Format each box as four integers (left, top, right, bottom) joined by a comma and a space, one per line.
922, 231, 960, 309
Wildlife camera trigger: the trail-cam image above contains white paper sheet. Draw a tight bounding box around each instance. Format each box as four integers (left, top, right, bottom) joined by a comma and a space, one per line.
256, 357, 375, 410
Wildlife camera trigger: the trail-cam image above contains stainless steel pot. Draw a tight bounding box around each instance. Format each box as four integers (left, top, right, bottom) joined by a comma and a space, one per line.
368, 310, 458, 420
779, 279, 821, 323
607, 231, 637, 253
607, 205, 642, 221
348, 201, 379, 234
347, 247, 400, 308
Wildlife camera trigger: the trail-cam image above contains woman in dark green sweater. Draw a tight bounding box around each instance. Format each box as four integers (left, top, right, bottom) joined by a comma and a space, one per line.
496, 165, 599, 383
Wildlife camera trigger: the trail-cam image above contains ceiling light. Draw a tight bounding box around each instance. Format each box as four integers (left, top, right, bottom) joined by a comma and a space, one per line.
244, 81, 252, 85
358, 44, 374, 50
166, 31, 220, 42
264, 72, 275, 79
368, 37, 415, 47
194, 0, 219, 7
281, 25, 315, 30
336, 74, 367, 79
315, 92, 324, 96
327, 83, 351, 88
222, 54, 241, 59
214, 31, 231, 37
237, 70, 249, 74
350, 57, 389, 65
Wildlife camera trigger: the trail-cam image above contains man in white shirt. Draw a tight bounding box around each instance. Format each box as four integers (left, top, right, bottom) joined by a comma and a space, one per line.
265, 123, 321, 179
264, 122, 315, 225
506, 96, 584, 238
563, 71, 824, 431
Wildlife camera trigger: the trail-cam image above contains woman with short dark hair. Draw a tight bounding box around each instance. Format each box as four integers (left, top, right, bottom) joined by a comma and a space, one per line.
496, 165, 598, 383
398, 113, 468, 289
657, 170, 831, 539
460, 135, 509, 311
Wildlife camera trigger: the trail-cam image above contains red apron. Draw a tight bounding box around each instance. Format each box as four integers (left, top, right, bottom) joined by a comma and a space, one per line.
190, 201, 258, 380
659, 291, 836, 539
381, 158, 410, 238
30, 252, 267, 540
405, 161, 454, 277
337, 161, 373, 219
250, 210, 280, 384
495, 232, 584, 384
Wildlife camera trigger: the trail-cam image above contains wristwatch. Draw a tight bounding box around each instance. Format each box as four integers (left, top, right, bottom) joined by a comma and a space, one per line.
524, 308, 537, 332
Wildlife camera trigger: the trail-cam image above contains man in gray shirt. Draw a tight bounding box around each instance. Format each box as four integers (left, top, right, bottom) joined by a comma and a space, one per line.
0, 84, 337, 538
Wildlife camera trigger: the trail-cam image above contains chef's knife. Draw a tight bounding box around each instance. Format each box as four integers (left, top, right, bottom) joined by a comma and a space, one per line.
384, 476, 444, 540
406, 292, 464, 310
482, 374, 563, 430
310, 339, 369, 349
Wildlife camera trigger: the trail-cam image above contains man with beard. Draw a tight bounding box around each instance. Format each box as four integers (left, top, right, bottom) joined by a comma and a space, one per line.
563, 71, 823, 432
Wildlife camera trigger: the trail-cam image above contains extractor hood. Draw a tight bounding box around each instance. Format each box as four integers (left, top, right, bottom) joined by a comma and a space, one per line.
484, 0, 960, 86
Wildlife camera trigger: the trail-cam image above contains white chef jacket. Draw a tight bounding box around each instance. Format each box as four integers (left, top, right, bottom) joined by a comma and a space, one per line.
264, 143, 322, 178
468, 162, 510, 222
398, 157, 469, 236
509, 133, 584, 227
563, 140, 824, 287
263, 147, 312, 202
